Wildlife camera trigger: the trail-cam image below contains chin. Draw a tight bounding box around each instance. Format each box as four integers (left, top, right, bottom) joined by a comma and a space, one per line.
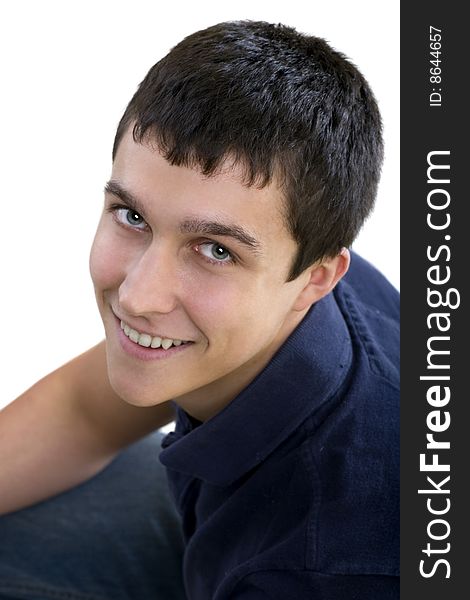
118, 393, 158, 408
108, 373, 169, 408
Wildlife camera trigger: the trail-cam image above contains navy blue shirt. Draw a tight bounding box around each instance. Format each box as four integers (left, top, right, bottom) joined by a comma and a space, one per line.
160, 253, 399, 599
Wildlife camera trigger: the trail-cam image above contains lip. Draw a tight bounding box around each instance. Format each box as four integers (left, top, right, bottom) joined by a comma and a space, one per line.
113, 314, 194, 362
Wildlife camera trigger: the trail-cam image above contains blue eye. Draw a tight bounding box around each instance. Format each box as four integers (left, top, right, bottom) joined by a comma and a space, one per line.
197, 242, 234, 264
211, 244, 230, 260
126, 210, 144, 227
113, 207, 147, 230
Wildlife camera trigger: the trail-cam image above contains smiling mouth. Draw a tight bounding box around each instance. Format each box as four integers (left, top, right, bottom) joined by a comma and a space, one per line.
120, 319, 190, 350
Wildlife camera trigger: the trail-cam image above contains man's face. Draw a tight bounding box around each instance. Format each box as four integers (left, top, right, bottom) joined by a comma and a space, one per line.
90, 129, 311, 420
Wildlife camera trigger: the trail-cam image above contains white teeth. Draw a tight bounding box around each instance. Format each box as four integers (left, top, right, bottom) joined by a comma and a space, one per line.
138, 334, 152, 347
150, 336, 162, 349
129, 329, 139, 343
120, 319, 187, 350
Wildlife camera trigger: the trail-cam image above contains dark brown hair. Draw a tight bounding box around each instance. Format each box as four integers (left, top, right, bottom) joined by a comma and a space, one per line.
113, 20, 383, 280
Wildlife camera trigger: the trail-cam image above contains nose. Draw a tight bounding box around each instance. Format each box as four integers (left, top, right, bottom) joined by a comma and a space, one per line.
118, 244, 180, 317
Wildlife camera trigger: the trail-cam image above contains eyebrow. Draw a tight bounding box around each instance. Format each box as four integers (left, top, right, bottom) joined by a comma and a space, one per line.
104, 180, 262, 255
179, 219, 261, 254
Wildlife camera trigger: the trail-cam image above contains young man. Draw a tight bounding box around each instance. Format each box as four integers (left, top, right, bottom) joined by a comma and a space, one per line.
0, 20, 399, 599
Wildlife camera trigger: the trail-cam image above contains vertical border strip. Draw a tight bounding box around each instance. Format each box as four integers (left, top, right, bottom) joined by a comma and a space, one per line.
401, 1, 467, 596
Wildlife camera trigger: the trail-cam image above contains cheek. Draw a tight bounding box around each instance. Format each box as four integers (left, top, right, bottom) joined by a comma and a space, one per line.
89, 227, 126, 291
181, 273, 271, 345
180, 273, 234, 322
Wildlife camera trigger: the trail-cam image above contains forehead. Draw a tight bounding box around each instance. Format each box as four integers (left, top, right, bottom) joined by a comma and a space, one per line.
111, 130, 293, 246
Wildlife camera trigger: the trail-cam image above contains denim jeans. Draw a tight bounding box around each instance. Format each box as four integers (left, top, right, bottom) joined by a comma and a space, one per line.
0, 431, 186, 600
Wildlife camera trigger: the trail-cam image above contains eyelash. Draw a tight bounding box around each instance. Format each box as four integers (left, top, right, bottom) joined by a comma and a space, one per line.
106, 203, 237, 267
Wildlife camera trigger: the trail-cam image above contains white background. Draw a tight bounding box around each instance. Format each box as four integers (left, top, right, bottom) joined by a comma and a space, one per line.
0, 0, 399, 407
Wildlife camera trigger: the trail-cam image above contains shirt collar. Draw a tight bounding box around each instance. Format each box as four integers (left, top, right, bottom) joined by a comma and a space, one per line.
160, 289, 352, 486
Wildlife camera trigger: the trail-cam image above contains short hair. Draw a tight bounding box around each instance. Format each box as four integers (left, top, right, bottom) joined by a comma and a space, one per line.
112, 20, 383, 281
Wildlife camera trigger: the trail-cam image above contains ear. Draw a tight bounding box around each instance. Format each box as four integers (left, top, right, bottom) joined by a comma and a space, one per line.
293, 248, 350, 312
